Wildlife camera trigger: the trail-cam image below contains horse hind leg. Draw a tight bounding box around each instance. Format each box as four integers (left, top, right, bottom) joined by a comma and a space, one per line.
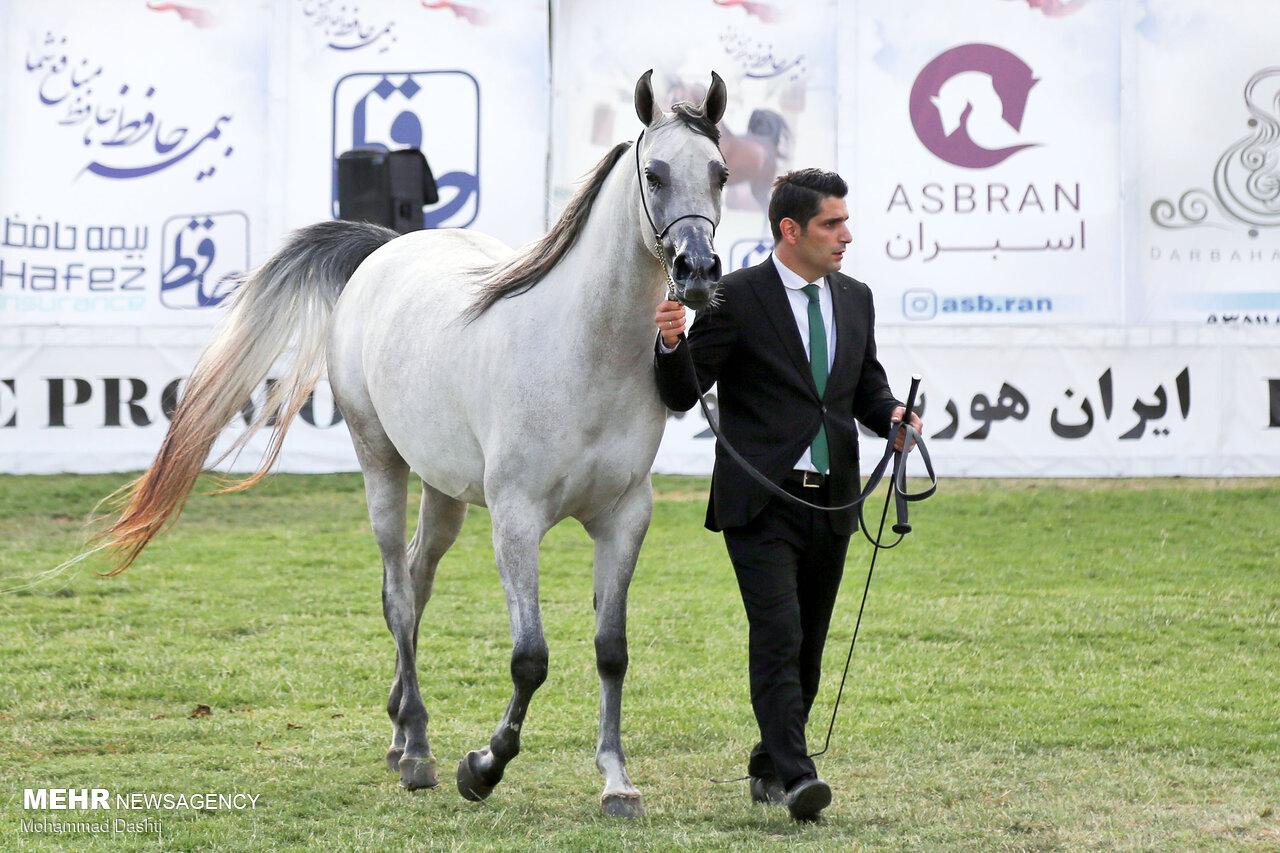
456, 500, 550, 802
385, 482, 467, 773
352, 437, 439, 791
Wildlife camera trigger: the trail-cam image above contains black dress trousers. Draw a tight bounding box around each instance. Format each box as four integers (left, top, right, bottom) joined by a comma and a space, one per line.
721, 478, 850, 788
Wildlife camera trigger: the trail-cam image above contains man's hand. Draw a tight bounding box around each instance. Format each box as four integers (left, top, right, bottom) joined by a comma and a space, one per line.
655, 300, 687, 349
890, 406, 924, 452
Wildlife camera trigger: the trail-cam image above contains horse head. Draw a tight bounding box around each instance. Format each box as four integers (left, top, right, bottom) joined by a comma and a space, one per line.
633, 69, 728, 310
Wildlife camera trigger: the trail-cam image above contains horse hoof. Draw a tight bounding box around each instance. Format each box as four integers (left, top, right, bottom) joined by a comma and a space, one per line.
456, 750, 497, 802
386, 747, 403, 773
398, 755, 439, 790
602, 793, 645, 819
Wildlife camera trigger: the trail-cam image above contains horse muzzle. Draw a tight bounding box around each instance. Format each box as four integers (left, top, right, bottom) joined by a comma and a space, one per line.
665, 223, 722, 310
671, 250, 721, 310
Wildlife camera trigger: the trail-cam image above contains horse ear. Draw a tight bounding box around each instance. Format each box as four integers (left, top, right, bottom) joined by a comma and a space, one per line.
634, 69, 661, 126
703, 71, 727, 125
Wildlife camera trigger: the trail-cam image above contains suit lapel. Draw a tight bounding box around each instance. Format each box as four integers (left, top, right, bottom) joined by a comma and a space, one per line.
827, 275, 859, 392
747, 259, 815, 392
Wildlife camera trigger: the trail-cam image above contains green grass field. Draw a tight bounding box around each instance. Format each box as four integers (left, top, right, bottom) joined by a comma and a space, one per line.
0, 473, 1277, 851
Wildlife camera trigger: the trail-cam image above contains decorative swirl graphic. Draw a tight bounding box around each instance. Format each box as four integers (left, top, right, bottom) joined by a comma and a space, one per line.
1149, 190, 1223, 231
421, 2, 490, 26
1152, 68, 1280, 234
1213, 68, 1280, 230
713, 0, 783, 24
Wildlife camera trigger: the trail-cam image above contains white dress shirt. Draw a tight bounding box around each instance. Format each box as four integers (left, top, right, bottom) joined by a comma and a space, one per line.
656, 255, 837, 473
771, 254, 835, 473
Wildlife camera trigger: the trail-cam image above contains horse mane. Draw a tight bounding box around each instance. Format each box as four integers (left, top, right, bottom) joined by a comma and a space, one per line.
463, 104, 719, 321
668, 101, 720, 144
464, 141, 632, 321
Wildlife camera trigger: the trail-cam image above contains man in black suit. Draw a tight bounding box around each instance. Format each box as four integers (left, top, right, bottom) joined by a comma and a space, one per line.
653, 168, 921, 822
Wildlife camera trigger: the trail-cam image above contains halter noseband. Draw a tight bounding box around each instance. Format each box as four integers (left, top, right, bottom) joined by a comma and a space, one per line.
634, 129, 719, 300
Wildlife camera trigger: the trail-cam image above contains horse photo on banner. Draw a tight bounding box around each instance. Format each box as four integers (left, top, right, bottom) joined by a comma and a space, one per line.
550, 0, 838, 272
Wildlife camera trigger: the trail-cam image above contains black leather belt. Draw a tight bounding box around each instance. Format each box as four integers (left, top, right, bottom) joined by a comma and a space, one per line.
785, 470, 826, 488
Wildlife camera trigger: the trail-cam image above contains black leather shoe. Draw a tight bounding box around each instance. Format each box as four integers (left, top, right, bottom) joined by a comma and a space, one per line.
749, 774, 786, 805
785, 776, 831, 822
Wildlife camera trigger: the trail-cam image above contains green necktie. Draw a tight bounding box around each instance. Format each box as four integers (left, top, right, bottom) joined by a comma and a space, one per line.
802, 284, 829, 474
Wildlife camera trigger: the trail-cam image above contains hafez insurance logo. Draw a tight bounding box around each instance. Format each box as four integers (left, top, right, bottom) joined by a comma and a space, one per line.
331, 71, 480, 230
159, 212, 249, 309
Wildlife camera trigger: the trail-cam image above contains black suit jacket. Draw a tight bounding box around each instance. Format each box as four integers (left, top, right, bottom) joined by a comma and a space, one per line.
654, 257, 900, 535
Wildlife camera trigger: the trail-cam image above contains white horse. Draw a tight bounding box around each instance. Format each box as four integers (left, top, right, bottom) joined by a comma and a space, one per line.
93, 70, 728, 817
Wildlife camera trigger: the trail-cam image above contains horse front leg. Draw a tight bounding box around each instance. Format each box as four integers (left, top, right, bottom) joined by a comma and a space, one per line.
456, 506, 549, 801
585, 482, 652, 818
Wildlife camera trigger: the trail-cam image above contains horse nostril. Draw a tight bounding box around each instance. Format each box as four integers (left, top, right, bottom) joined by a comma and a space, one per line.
673, 253, 694, 283
673, 253, 719, 284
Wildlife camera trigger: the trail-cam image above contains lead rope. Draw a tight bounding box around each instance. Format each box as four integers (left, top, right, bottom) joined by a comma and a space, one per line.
693, 373, 936, 540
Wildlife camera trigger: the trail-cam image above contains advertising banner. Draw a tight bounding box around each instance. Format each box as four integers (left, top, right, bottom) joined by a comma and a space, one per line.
654, 325, 1280, 478
8, 326, 1279, 477
842, 0, 1123, 326
0, 336, 355, 475
550, 0, 839, 273
1, 0, 272, 328
279, 0, 550, 250
1133, 0, 1280, 323
2, 0, 1280, 478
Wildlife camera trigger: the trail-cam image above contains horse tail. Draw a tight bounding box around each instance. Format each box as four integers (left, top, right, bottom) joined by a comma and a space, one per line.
93, 220, 398, 575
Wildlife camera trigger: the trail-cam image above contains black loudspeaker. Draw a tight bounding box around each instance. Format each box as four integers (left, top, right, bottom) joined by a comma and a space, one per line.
336, 148, 439, 234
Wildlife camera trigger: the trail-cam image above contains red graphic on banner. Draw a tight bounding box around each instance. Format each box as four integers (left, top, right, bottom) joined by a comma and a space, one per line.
1004, 0, 1092, 17
712, 0, 782, 24
421, 2, 490, 26
146, 2, 215, 29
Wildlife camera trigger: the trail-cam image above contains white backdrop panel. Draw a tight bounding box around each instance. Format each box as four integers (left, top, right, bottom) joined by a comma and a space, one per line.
550, 0, 838, 273
1133, 0, 1280, 323
278, 0, 549, 251
2, 0, 272, 327
0, 332, 354, 475
3, 0, 1280, 477
843, 0, 1123, 326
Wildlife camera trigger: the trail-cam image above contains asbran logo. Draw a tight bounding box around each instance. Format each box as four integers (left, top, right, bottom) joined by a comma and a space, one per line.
909, 44, 1040, 169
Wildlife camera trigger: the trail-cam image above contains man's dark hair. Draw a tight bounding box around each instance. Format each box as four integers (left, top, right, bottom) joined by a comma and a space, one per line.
768, 168, 848, 240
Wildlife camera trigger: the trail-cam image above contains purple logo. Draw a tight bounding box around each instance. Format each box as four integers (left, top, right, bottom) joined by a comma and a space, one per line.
909, 44, 1039, 169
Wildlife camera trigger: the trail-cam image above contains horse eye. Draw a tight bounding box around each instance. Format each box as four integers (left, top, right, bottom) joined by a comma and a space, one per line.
645, 171, 663, 189
717, 170, 729, 188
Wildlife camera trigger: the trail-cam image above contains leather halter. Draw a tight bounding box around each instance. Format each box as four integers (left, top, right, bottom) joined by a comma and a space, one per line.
633, 129, 719, 300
